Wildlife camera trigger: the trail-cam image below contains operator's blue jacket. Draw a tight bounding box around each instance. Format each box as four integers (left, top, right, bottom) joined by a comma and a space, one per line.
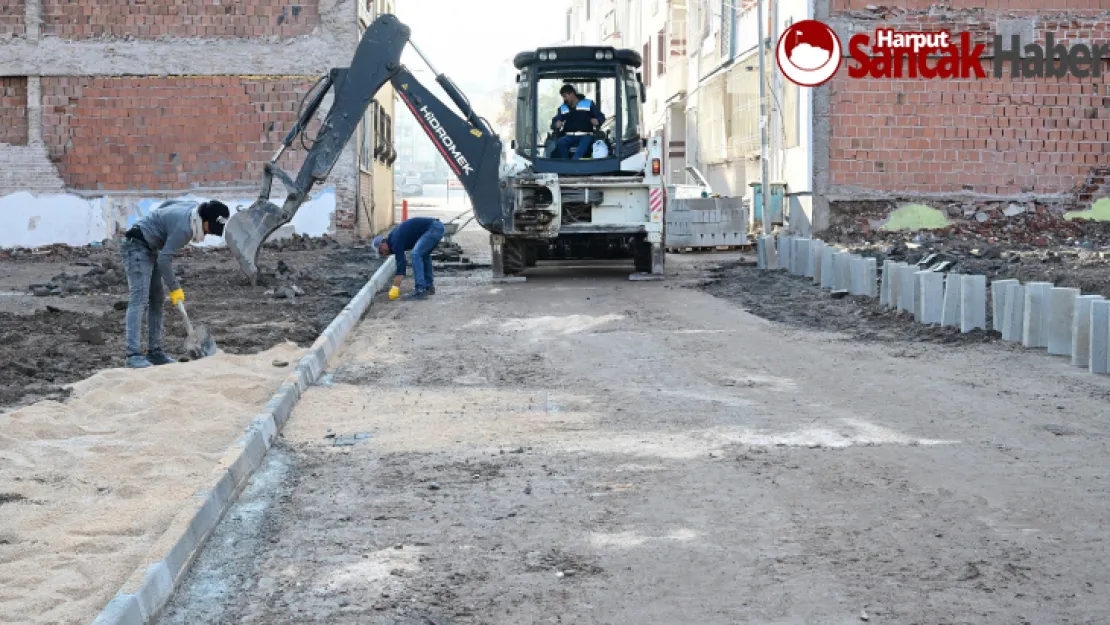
550, 97, 605, 134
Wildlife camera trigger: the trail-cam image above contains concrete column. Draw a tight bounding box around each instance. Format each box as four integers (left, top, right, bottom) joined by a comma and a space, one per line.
820, 246, 837, 289
1022, 282, 1053, 349
1090, 300, 1110, 375
26, 0, 42, 40
1001, 282, 1025, 342
917, 271, 945, 325
991, 279, 1019, 332
849, 257, 866, 296
1071, 296, 1104, 368
1047, 288, 1080, 356
897, 265, 918, 313
833, 252, 852, 291
941, 273, 963, 327
960, 275, 987, 333
25, 76, 43, 146
809, 240, 825, 283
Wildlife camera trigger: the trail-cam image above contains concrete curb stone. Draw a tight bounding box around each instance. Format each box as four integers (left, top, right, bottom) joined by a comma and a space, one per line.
90, 256, 397, 625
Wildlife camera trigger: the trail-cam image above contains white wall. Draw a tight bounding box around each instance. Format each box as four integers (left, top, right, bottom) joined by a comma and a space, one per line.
0, 188, 338, 249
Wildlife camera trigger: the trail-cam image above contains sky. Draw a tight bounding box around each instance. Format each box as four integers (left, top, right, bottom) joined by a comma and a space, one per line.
395, 0, 569, 93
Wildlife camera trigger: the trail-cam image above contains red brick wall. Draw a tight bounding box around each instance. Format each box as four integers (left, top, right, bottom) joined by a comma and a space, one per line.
828, 9, 1110, 202
0, 0, 23, 38
0, 77, 28, 146
832, 0, 1107, 10
40, 76, 323, 191
40, 0, 320, 39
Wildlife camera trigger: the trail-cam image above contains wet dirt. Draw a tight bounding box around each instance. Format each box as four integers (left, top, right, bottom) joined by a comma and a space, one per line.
0, 237, 381, 411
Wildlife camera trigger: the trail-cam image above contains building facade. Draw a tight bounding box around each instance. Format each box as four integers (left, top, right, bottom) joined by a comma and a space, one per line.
0, 0, 396, 248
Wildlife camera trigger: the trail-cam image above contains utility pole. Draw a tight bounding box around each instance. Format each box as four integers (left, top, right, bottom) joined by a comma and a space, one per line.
756, 0, 770, 236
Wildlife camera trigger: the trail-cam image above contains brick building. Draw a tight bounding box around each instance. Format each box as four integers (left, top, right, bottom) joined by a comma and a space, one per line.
816, 0, 1110, 234
0, 0, 397, 247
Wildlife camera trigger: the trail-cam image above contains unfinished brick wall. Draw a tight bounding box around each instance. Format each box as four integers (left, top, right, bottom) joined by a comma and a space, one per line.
0, 77, 28, 146
40, 0, 320, 39
40, 76, 323, 191
0, 0, 24, 38
827, 6, 1110, 205
832, 0, 1107, 10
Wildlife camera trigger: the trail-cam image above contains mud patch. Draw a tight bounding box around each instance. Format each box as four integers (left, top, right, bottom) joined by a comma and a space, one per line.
0, 242, 382, 410
698, 261, 1000, 347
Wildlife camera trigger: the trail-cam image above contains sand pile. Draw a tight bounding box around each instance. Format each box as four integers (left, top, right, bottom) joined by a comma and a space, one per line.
0, 343, 305, 625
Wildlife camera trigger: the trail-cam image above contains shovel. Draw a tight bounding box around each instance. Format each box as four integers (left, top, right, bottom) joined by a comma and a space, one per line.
175, 301, 218, 360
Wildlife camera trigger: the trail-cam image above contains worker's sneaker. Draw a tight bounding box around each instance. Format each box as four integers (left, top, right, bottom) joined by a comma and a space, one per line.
402, 289, 427, 301
147, 350, 177, 366
125, 354, 153, 369
426, 286, 436, 296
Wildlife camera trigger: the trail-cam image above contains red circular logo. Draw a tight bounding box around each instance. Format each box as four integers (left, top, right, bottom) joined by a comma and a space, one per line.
776, 20, 842, 87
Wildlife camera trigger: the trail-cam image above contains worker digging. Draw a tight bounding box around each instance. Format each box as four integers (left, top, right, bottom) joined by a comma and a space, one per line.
373, 216, 447, 301
120, 199, 230, 368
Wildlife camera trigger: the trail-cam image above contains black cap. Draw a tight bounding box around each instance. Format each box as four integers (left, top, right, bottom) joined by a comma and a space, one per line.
199, 201, 231, 237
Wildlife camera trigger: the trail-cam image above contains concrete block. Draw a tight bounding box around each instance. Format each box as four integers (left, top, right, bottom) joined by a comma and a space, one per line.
959, 275, 987, 333
820, 246, 837, 289
778, 234, 794, 271
1001, 282, 1025, 342
92, 595, 144, 625
757, 235, 771, 269
1090, 300, 1110, 375
809, 240, 825, 282
863, 257, 877, 297
991, 279, 1019, 331
794, 238, 812, 276
133, 563, 174, 622
758, 235, 777, 270
897, 264, 918, 313
1047, 287, 1080, 356
1071, 296, 1104, 367
849, 256, 866, 296
1021, 281, 1053, 349
941, 273, 963, 327
917, 271, 945, 325
880, 261, 905, 309
833, 252, 853, 291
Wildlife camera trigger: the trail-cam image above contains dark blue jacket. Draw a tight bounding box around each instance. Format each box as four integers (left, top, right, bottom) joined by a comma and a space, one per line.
387, 217, 438, 276
551, 97, 605, 134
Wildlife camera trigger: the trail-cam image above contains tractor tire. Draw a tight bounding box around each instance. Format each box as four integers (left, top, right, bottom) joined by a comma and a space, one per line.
633, 239, 653, 273
525, 244, 538, 267
503, 239, 527, 275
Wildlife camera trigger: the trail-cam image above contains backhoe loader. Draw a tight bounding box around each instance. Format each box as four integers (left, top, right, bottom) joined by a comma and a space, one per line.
224, 13, 666, 283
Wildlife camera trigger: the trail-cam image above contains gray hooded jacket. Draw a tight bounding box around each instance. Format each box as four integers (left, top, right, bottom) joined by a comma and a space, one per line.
135, 200, 200, 292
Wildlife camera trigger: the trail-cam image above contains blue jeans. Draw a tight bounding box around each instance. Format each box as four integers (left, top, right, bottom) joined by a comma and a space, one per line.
554, 135, 592, 160
120, 238, 165, 356
410, 220, 445, 292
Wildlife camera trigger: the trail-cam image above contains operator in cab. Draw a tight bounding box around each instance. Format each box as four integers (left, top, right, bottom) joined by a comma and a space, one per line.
550, 85, 605, 160
373, 216, 446, 301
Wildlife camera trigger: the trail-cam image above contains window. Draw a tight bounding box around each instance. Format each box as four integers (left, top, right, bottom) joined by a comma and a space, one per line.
642, 42, 651, 87
621, 70, 642, 143
658, 29, 666, 76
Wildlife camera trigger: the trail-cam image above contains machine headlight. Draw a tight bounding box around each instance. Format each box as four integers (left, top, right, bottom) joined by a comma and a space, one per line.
604, 51, 614, 60
595, 51, 605, 60
548, 52, 557, 60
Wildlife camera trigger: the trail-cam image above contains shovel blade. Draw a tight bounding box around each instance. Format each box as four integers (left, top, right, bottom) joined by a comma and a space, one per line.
185, 324, 218, 360
224, 199, 287, 285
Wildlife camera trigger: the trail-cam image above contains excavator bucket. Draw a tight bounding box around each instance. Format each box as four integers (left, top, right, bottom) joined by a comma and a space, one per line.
224, 199, 286, 285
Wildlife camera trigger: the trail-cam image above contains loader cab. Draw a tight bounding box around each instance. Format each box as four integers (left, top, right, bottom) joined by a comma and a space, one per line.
512, 47, 645, 176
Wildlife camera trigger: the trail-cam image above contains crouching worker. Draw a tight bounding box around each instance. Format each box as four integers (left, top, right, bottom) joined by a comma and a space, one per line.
372, 216, 446, 301
121, 200, 230, 368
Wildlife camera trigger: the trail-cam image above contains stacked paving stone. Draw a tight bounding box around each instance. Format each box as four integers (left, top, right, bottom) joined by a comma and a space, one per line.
765, 233, 1110, 376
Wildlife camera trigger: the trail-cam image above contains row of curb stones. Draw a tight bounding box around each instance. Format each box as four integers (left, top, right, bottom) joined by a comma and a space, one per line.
758, 233, 1110, 375
91, 256, 397, 625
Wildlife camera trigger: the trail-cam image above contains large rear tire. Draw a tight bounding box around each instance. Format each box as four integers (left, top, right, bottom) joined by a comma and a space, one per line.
525, 244, 538, 267
503, 239, 526, 275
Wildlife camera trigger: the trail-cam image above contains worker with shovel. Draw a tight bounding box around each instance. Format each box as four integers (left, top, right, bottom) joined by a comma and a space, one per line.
121, 200, 230, 368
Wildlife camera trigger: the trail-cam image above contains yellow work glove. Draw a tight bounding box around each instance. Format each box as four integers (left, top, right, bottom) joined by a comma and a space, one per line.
169, 289, 185, 306
388, 286, 401, 301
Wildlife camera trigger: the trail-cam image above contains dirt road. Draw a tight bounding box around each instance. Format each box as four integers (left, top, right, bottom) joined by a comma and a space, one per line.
160, 233, 1110, 624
